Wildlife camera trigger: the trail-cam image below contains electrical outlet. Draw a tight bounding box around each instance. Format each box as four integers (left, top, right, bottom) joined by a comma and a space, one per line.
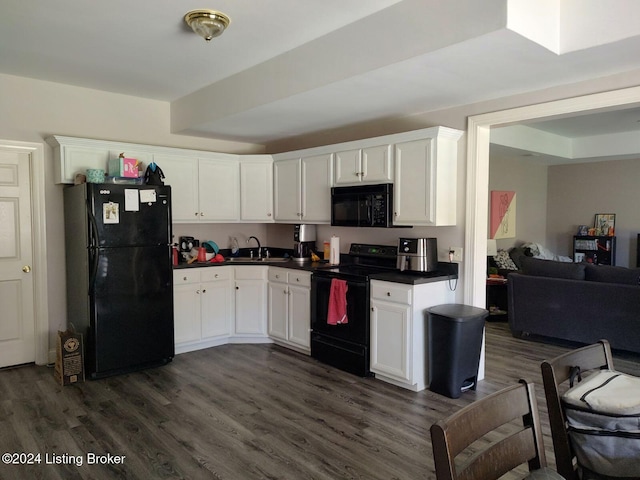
449, 247, 463, 262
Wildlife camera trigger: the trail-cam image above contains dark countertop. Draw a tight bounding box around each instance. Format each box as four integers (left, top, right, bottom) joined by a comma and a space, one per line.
370, 270, 457, 285
174, 259, 457, 285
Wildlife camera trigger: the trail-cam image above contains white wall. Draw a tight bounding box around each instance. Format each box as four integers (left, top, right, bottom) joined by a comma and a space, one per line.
547, 157, 640, 267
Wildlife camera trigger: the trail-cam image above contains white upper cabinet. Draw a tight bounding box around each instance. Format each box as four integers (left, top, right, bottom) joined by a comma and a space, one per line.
158, 154, 239, 223
198, 157, 239, 222
334, 144, 392, 185
273, 158, 301, 222
240, 155, 274, 222
154, 153, 199, 222
50, 126, 461, 227
300, 153, 332, 223
393, 127, 463, 226
273, 153, 332, 223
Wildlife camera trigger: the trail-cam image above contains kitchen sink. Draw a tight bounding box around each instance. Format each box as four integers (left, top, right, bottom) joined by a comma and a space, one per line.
224, 257, 291, 263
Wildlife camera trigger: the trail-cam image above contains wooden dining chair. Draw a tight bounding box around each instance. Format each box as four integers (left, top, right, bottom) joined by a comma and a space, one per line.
430, 379, 563, 480
540, 340, 614, 480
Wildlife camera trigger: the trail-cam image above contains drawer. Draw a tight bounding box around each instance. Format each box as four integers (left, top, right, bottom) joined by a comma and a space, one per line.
268, 267, 288, 283
173, 269, 201, 285
287, 270, 311, 288
201, 266, 232, 282
371, 281, 412, 304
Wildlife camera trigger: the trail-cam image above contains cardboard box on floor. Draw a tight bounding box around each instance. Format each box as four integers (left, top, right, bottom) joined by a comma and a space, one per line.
54, 329, 85, 385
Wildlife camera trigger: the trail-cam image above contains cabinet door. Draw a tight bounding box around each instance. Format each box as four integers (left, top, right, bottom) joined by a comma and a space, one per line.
301, 153, 332, 223
288, 284, 311, 350
155, 154, 199, 222
393, 138, 435, 226
362, 144, 393, 184
173, 283, 201, 344
59, 145, 110, 184
267, 282, 288, 341
201, 278, 232, 339
234, 279, 267, 336
240, 157, 273, 222
274, 158, 301, 222
334, 148, 362, 185
198, 157, 239, 221
370, 299, 411, 382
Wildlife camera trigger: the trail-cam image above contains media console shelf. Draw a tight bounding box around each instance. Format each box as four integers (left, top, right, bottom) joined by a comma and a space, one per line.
573, 235, 616, 265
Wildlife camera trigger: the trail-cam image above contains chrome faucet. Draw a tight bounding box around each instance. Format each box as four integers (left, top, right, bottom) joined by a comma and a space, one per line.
247, 236, 262, 258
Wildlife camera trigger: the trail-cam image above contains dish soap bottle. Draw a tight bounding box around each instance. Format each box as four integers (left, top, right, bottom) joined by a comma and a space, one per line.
231, 237, 240, 257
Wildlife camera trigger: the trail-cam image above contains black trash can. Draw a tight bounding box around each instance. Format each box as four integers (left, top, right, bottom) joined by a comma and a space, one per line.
427, 304, 488, 399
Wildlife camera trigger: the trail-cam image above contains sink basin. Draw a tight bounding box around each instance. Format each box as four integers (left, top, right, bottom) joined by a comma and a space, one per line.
224, 257, 290, 263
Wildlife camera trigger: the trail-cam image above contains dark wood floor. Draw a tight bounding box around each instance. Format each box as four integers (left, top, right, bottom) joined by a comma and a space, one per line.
1, 322, 639, 480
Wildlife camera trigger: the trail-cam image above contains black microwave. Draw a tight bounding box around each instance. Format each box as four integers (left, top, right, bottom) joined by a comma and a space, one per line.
331, 183, 396, 227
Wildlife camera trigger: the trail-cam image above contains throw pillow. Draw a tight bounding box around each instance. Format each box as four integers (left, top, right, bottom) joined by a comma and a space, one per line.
494, 249, 518, 270
585, 264, 640, 285
521, 256, 586, 280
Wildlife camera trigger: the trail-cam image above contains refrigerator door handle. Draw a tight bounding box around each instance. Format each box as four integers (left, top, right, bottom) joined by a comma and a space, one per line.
88, 209, 100, 294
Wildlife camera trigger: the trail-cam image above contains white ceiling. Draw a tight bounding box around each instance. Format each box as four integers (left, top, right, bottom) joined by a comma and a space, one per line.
3, 0, 640, 146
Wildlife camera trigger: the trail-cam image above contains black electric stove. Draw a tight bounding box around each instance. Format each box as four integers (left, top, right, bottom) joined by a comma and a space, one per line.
311, 243, 398, 376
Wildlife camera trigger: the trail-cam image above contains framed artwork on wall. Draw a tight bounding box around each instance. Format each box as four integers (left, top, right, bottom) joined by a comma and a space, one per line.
594, 213, 615, 236
490, 190, 516, 239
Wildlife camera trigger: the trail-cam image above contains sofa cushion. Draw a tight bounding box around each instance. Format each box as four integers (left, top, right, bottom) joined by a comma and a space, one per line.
520, 256, 586, 280
585, 264, 640, 285
508, 246, 530, 270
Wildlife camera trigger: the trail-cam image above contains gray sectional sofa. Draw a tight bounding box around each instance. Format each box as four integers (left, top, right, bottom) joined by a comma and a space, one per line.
507, 257, 640, 355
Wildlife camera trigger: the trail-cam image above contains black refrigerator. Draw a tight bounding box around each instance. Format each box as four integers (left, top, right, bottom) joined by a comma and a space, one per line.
64, 183, 174, 379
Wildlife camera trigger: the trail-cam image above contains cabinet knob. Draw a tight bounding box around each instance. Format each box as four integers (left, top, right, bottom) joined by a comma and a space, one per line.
202, 289, 206, 293
295, 278, 300, 282
355, 172, 361, 177
183, 276, 187, 281
386, 292, 391, 296
214, 274, 219, 278
200, 212, 204, 217
371, 307, 374, 311
235, 286, 239, 290
196, 290, 200, 294
275, 274, 280, 279
267, 213, 272, 217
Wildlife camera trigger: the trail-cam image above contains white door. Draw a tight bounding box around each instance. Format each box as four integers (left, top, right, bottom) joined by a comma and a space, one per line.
0, 150, 35, 367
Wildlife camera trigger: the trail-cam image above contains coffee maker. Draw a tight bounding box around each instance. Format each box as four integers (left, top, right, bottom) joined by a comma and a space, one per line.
396, 237, 438, 272
293, 224, 316, 263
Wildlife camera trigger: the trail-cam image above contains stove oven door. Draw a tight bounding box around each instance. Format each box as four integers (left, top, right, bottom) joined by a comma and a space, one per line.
310, 273, 371, 376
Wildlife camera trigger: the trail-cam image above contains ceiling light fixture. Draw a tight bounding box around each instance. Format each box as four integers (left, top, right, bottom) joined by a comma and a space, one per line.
184, 9, 230, 42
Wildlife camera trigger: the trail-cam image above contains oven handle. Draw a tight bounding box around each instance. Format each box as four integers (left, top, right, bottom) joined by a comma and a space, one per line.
312, 275, 368, 287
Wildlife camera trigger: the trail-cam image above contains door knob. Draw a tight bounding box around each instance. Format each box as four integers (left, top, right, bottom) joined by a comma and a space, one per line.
23, 265, 31, 273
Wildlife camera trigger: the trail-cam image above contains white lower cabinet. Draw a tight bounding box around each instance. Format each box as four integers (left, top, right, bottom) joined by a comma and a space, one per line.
173, 267, 233, 353
233, 266, 268, 338
173, 266, 270, 354
370, 279, 455, 392
267, 267, 311, 354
